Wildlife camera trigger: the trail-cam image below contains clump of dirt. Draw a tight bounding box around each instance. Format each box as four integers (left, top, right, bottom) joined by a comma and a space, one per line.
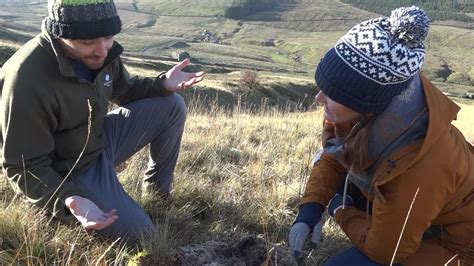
169, 234, 295, 266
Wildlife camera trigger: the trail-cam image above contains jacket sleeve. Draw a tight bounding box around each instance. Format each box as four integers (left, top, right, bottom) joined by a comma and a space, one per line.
1, 72, 89, 220
300, 120, 348, 206
110, 58, 172, 105
334, 151, 456, 264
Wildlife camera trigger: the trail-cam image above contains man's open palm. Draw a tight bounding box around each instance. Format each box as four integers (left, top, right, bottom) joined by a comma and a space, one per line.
164, 58, 205, 92
65, 195, 118, 230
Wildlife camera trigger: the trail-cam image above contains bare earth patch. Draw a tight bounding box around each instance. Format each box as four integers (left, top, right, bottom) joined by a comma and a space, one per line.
138, 234, 296, 265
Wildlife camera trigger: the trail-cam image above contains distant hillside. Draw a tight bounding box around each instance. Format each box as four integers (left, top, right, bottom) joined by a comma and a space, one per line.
132, 0, 288, 18
0, 0, 44, 4
129, 0, 234, 17
0, 26, 34, 43
341, 0, 474, 23
0, 0, 472, 99
224, 0, 286, 19
0, 44, 17, 67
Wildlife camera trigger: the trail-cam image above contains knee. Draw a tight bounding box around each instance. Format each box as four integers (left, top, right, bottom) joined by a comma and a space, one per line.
172, 93, 187, 121
160, 93, 187, 124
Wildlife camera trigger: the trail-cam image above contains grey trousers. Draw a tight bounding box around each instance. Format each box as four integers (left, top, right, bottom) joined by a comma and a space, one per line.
72, 94, 186, 240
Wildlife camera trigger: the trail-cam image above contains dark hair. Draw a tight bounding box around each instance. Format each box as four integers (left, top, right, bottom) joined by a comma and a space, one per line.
342, 115, 376, 174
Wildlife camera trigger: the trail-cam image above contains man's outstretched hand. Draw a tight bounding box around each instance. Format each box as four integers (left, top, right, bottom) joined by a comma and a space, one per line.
163, 58, 205, 92
65, 195, 118, 230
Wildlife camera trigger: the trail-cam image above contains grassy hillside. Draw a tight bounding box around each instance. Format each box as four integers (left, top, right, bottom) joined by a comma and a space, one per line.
125, 0, 234, 17
116, 0, 473, 95
1, 0, 472, 94
0, 41, 19, 67
341, 0, 474, 23
1, 95, 473, 264
0, 104, 342, 265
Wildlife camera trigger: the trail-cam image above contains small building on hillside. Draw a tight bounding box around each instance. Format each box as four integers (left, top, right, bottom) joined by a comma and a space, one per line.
171, 51, 191, 61
261, 39, 276, 46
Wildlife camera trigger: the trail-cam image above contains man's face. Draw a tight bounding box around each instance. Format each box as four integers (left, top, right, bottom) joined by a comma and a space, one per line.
59, 36, 114, 70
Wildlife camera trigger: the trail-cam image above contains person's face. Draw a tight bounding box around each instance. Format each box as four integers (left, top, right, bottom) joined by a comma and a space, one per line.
315, 90, 362, 124
59, 36, 114, 70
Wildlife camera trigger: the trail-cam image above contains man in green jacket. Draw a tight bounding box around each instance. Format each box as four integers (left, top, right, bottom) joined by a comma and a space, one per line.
0, 0, 204, 240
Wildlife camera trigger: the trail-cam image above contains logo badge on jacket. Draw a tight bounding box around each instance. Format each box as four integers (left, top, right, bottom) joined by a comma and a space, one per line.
104, 74, 113, 87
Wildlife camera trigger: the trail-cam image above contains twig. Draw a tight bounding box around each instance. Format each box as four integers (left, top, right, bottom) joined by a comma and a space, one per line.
6, 155, 27, 210
444, 254, 458, 266
66, 227, 83, 265
43, 99, 93, 209
95, 237, 121, 265
22, 154, 27, 196
390, 187, 420, 266
461, 238, 473, 265
12, 222, 29, 262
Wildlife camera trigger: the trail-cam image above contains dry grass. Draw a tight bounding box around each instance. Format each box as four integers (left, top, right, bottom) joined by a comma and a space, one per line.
452, 102, 474, 143
0, 95, 473, 264
0, 99, 343, 264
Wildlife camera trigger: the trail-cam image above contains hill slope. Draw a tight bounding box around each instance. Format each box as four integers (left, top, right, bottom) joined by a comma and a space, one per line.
0, 0, 473, 98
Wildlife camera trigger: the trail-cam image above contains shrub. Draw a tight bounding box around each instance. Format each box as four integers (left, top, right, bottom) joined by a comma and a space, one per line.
238, 70, 260, 91
446, 72, 471, 86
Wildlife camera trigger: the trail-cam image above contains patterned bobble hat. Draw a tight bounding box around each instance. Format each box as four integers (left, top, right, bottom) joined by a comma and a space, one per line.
315, 6, 430, 114
45, 0, 121, 39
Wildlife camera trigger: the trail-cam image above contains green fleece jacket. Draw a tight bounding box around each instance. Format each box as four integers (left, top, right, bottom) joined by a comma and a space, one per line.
0, 31, 171, 219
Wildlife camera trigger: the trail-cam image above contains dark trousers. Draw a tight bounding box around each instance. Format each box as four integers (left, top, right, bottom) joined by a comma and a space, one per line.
324, 247, 386, 266
71, 94, 186, 240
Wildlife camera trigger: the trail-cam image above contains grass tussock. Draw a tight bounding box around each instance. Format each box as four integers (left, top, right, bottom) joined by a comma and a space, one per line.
0, 96, 473, 264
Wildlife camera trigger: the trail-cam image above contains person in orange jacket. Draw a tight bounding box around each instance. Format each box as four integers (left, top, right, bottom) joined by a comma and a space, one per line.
288, 6, 474, 266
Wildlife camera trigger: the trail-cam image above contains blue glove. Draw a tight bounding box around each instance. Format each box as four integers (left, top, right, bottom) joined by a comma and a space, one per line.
327, 193, 353, 217
289, 203, 324, 259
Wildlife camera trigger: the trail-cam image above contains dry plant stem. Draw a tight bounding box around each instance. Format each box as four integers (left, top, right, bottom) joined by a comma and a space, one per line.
12, 223, 29, 262
66, 229, 83, 265
390, 187, 420, 266
462, 239, 473, 265
263, 246, 275, 266
444, 254, 459, 266
5, 156, 27, 210
43, 99, 93, 210
22, 154, 27, 196
96, 237, 122, 264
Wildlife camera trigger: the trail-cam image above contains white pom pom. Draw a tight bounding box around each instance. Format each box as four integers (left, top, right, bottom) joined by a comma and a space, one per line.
388, 6, 430, 48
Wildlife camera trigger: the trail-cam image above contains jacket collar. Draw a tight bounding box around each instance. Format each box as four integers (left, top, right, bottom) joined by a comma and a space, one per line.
414, 75, 460, 162
38, 28, 124, 78
372, 74, 460, 187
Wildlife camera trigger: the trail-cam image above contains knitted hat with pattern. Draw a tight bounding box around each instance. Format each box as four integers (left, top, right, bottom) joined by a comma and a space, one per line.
315, 6, 430, 114
45, 0, 121, 39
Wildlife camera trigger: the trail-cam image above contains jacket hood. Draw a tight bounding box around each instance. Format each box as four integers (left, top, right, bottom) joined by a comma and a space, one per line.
414, 75, 460, 162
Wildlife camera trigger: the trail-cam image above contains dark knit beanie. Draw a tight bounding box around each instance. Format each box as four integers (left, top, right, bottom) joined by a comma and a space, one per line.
315, 6, 430, 114
45, 0, 122, 40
